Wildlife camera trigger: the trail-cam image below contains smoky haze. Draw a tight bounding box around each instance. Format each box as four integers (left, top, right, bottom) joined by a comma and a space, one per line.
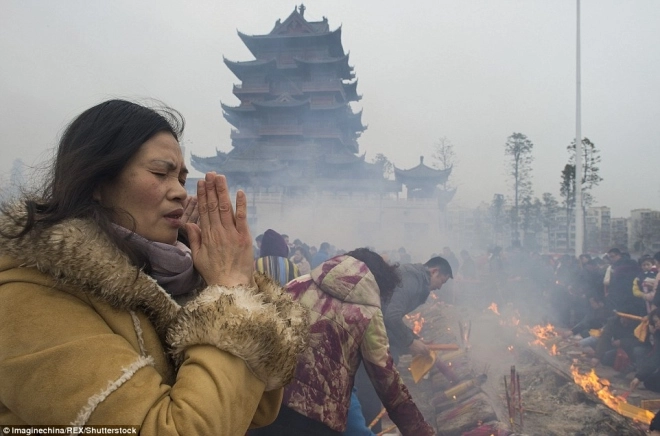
2, 1, 660, 220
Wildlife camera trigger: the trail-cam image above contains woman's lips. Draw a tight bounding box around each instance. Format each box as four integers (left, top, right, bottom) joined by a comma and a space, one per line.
164, 216, 182, 227
164, 211, 183, 227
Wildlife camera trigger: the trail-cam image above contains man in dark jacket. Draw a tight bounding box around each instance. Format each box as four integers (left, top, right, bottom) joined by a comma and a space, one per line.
606, 248, 644, 316
384, 257, 453, 359
354, 256, 453, 432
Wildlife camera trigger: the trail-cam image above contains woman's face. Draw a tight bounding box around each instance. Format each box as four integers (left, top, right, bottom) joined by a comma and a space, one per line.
97, 132, 188, 245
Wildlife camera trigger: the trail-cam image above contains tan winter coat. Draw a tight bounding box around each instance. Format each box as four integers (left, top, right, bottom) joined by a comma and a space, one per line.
0, 206, 308, 434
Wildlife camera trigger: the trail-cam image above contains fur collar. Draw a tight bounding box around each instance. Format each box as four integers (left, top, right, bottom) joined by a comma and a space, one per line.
0, 203, 180, 340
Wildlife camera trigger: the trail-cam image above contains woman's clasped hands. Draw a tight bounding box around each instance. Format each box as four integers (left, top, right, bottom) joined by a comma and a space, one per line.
184, 172, 254, 288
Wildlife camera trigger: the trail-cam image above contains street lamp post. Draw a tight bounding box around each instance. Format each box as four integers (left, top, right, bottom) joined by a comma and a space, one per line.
575, 0, 584, 255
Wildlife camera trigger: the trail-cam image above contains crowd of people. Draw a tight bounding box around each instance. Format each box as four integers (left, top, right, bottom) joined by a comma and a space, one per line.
0, 99, 456, 436
3, 98, 660, 434
446, 243, 660, 399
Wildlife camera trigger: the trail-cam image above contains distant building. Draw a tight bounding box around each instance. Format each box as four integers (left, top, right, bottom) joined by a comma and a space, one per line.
586, 206, 611, 253
186, 6, 455, 258
191, 5, 398, 196
629, 209, 660, 254
394, 156, 454, 207
611, 217, 630, 252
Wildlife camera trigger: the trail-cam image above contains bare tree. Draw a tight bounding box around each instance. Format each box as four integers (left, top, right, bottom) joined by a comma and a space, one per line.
431, 136, 456, 190
371, 153, 394, 180
504, 133, 534, 244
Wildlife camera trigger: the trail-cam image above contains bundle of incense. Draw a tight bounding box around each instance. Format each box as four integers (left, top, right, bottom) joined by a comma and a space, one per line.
368, 407, 387, 429
438, 349, 466, 362
614, 311, 644, 321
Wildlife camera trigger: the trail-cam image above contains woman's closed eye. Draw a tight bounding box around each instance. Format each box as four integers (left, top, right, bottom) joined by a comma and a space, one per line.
151, 171, 186, 186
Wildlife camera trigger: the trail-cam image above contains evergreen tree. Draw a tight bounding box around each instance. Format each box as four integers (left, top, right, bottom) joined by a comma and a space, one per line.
560, 138, 603, 251
504, 133, 534, 244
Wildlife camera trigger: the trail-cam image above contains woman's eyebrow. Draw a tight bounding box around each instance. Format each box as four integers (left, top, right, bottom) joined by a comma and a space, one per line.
150, 159, 189, 174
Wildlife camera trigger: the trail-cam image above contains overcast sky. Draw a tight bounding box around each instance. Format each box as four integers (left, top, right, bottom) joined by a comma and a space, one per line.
1, 0, 659, 217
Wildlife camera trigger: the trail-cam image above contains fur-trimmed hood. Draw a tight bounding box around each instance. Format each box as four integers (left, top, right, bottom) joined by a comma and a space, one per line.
0, 203, 181, 341
0, 202, 309, 391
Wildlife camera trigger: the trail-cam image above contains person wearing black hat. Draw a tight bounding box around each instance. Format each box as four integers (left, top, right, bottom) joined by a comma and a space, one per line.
255, 229, 299, 286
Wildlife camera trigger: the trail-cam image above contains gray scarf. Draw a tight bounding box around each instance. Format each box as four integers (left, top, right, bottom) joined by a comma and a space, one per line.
112, 224, 197, 297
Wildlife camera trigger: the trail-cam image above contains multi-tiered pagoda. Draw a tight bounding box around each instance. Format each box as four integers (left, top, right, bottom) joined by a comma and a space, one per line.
192, 5, 398, 195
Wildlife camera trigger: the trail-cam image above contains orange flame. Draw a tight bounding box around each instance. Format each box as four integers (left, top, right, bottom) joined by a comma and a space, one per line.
528, 323, 558, 347
406, 312, 425, 335
570, 364, 624, 410
550, 344, 558, 355
413, 318, 424, 335
569, 364, 654, 424
487, 302, 500, 315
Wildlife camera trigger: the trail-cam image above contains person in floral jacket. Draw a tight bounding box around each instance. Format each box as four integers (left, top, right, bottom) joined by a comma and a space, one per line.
250, 248, 435, 436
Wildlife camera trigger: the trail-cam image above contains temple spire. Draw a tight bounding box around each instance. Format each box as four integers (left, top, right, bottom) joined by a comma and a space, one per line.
298, 4, 306, 17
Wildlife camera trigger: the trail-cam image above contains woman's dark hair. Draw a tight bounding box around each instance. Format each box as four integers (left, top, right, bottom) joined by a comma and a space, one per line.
3, 99, 185, 270
346, 248, 401, 304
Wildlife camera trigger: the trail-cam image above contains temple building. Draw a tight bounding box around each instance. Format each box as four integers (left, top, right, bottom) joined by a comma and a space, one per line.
191, 4, 398, 195
189, 5, 457, 257
394, 156, 456, 206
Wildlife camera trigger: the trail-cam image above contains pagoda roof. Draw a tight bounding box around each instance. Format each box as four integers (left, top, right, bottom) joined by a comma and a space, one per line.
293, 54, 353, 78
191, 147, 287, 175
221, 102, 254, 127
215, 157, 286, 174
252, 94, 310, 109
230, 143, 319, 161
342, 81, 361, 101
221, 102, 255, 114
394, 156, 452, 184
223, 57, 276, 79
221, 109, 243, 129
322, 151, 365, 165
190, 150, 229, 174
237, 7, 344, 58
343, 110, 366, 131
